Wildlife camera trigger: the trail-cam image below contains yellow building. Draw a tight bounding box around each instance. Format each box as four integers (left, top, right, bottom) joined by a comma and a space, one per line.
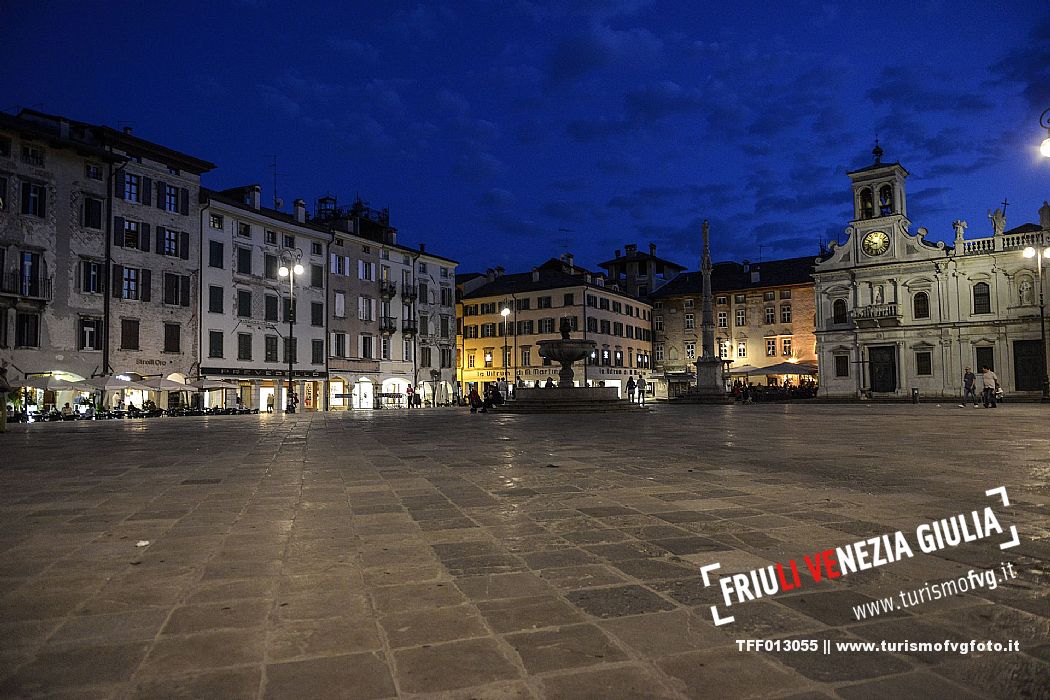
457, 257, 653, 396
650, 256, 817, 396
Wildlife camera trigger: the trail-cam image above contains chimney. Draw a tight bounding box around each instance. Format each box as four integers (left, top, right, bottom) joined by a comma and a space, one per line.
293, 198, 306, 223
494, 266, 505, 278
649, 243, 656, 256
742, 259, 750, 273
615, 249, 621, 258
751, 265, 760, 284
531, 267, 540, 282
624, 243, 637, 255
249, 185, 261, 209
419, 243, 426, 253
564, 253, 574, 273
485, 268, 496, 282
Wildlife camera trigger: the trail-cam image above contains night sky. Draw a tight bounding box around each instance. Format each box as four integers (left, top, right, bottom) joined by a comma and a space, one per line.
4, 2, 1048, 273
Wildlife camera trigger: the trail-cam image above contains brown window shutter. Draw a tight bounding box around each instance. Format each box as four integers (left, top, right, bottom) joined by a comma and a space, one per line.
156, 181, 166, 209
140, 269, 151, 302
112, 265, 123, 298
140, 177, 152, 205
180, 275, 190, 307
113, 216, 125, 246
140, 223, 151, 252
114, 172, 123, 197
155, 226, 164, 254
179, 188, 189, 215
180, 231, 190, 260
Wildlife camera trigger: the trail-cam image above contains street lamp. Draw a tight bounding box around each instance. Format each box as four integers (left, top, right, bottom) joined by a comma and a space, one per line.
1023, 245, 1050, 399
501, 306, 511, 383
278, 250, 305, 413
1040, 108, 1050, 158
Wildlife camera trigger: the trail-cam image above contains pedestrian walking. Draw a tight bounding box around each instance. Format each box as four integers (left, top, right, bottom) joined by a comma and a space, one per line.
981, 366, 999, 408
637, 375, 647, 406
406, 385, 414, 408
626, 375, 636, 402
266, 394, 275, 413
962, 367, 978, 407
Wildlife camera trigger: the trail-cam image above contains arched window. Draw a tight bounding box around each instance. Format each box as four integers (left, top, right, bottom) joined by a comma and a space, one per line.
878, 184, 894, 215
858, 188, 874, 219
832, 299, 848, 324
973, 282, 991, 314
913, 291, 930, 319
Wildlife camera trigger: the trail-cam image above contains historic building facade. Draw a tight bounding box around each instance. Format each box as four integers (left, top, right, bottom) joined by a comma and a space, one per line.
458, 256, 653, 396
814, 147, 1050, 399
650, 256, 817, 397
199, 188, 329, 411
596, 243, 685, 298
0, 109, 213, 396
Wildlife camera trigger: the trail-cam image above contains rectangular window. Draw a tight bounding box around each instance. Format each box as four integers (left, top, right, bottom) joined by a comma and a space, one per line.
764, 307, 775, 324
237, 333, 252, 361
85, 162, 102, 180
209, 240, 224, 268
312, 339, 324, 364
717, 311, 728, 328
284, 337, 297, 363
264, 253, 278, 279
265, 335, 278, 362
599, 298, 609, 310
737, 342, 747, 358
122, 267, 139, 300
382, 337, 391, 360
766, 339, 777, 357
237, 289, 252, 317
782, 338, 792, 356
209, 330, 224, 358
538, 296, 552, 309
265, 230, 277, 245
21, 145, 44, 166
81, 259, 103, 293
123, 173, 139, 201
916, 351, 932, 375
82, 197, 103, 229
719, 340, 729, 359
78, 318, 103, 350
332, 332, 346, 357
563, 293, 574, 306
311, 264, 323, 288
654, 316, 664, 331
763, 291, 775, 301
358, 296, 375, 321
163, 228, 179, 256
164, 323, 181, 353
311, 242, 322, 255
14, 312, 39, 347
21, 181, 46, 217
467, 353, 476, 368
208, 285, 224, 313
163, 273, 189, 306
780, 305, 792, 323
404, 340, 413, 361
717, 296, 727, 305
311, 301, 324, 326
120, 319, 140, 350
360, 335, 374, 359
736, 309, 746, 326
834, 355, 850, 378
210, 213, 224, 230
237, 221, 251, 238
420, 346, 432, 368
283, 233, 295, 249
684, 313, 694, 330
685, 341, 696, 360
780, 289, 792, 299
164, 185, 179, 212
334, 291, 346, 318
734, 294, 746, 304
236, 247, 252, 275
521, 347, 531, 366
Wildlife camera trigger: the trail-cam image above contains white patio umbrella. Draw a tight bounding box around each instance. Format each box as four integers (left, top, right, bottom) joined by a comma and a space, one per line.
11, 376, 84, 391
187, 379, 238, 390
74, 376, 150, 391
138, 377, 191, 391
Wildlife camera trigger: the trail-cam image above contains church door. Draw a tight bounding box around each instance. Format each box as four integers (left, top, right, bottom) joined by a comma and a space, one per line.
1013, 340, 1043, 391
868, 345, 897, 393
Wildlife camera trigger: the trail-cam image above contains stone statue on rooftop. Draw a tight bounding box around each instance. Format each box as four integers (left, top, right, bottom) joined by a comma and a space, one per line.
988, 208, 1006, 236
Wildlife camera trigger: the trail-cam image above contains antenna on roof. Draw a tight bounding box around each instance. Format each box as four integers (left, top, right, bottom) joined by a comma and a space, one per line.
269, 155, 288, 210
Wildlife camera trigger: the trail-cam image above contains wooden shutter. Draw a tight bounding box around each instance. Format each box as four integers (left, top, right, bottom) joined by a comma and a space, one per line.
370, 262, 376, 281
180, 275, 190, 307
114, 172, 123, 197
113, 216, 124, 246
179, 188, 189, 215
140, 176, 152, 205
155, 181, 166, 209
140, 223, 151, 251
155, 226, 165, 254
140, 269, 151, 302
112, 265, 123, 297
180, 232, 190, 260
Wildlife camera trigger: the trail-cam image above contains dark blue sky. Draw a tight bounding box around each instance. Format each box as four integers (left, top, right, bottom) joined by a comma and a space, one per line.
5, 1, 1049, 272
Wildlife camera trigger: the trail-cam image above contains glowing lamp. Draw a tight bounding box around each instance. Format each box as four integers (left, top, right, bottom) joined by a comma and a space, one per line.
1024, 247, 1036, 259
293, 263, 304, 275
278, 266, 290, 277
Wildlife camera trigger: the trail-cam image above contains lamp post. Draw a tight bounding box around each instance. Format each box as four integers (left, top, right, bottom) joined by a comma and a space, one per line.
501, 305, 511, 383
1023, 245, 1050, 400
1040, 108, 1050, 158
278, 249, 304, 413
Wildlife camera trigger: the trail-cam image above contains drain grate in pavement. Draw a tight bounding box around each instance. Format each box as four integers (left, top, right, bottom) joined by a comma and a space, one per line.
181, 479, 222, 485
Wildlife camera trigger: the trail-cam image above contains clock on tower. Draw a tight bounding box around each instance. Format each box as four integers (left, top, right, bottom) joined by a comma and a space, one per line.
847, 141, 910, 260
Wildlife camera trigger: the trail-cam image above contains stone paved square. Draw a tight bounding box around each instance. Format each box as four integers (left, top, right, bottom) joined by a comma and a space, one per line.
0, 404, 1048, 698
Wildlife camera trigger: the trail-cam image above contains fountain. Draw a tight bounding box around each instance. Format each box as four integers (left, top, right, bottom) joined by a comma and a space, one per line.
499, 318, 645, 413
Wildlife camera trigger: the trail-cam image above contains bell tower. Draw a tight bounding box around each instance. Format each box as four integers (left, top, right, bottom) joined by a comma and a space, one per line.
846, 141, 910, 259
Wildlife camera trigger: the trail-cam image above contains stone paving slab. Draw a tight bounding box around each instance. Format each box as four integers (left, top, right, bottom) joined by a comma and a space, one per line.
0, 404, 1048, 698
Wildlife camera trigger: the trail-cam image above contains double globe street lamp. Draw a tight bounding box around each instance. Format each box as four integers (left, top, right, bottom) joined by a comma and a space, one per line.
501, 306, 511, 384
1022, 245, 1050, 400
278, 250, 305, 413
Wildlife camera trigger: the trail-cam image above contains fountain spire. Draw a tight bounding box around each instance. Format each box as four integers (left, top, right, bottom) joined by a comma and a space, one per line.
694, 219, 726, 396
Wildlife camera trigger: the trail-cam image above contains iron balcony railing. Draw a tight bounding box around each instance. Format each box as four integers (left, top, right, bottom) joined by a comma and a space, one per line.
850, 302, 899, 320
1, 272, 53, 301
401, 319, 418, 334
379, 316, 398, 333
379, 280, 397, 298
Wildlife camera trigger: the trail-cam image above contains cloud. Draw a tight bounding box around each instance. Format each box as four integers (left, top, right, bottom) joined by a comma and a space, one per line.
987, 14, 1050, 112
455, 151, 504, 181
327, 37, 379, 63
547, 23, 663, 87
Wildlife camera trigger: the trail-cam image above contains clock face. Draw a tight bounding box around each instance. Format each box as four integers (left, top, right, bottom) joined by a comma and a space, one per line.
862, 230, 890, 256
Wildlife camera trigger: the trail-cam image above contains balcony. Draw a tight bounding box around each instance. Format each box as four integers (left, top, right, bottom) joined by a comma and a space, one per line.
379, 316, 397, 334
850, 302, 901, 328
962, 230, 1045, 255
379, 280, 397, 298
401, 285, 418, 301
401, 319, 418, 335
1, 272, 53, 302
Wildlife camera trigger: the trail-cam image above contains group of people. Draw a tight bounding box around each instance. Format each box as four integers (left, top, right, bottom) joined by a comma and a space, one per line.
467, 384, 505, 413
624, 374, 648, 405
962, 366, 1002, 408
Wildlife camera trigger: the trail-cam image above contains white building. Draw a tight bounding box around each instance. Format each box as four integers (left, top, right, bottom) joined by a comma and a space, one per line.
198, 187, 329, 411
814, 145, 1050, 399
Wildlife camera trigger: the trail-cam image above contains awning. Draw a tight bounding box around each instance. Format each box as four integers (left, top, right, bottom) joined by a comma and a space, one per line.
188, 379, 239, 391
74, 376, 151, 391
743, 361, 818, 376
11, 376, 84, 391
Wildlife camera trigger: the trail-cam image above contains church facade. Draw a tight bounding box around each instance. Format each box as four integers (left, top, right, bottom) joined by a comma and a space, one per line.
814, 146, 1050, 399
